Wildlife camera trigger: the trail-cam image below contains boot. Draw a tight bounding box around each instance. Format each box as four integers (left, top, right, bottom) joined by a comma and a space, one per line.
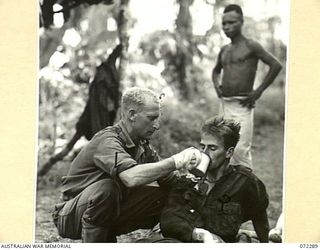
81, 226, 110, 243
81, 219, 117, 243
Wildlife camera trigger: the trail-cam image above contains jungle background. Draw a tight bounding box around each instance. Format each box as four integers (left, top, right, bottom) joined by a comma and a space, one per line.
36, 0, 288, 243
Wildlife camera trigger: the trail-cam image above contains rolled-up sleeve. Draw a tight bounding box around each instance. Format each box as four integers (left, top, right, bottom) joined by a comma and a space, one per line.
93, 138, 137, 175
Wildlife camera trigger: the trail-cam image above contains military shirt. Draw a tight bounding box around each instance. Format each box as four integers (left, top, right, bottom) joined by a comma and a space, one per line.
160, 165, 269, 242
61, 120, 173, 199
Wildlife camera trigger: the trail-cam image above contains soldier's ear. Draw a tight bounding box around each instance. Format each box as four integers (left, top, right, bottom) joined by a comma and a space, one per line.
226, 147, 234, 158
128, 109, 137, 122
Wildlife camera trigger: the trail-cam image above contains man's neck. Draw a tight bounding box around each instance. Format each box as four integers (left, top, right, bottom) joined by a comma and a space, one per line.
120, 119, 140, 145
207, 161, 230, 182
230, 33, 244, 44
127, 126, 140, 145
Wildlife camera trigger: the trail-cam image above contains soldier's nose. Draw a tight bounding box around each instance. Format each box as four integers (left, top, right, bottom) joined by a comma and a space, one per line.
153, 121, 160, 130
202, 146, 208, 153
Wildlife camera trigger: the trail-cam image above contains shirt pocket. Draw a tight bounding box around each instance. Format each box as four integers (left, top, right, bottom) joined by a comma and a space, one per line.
205, 201, 242, 238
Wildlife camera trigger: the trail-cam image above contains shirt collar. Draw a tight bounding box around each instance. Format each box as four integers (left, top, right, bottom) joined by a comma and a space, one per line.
224, 164, 234, 175
206, 164, 233, 183
118, 120, 136, 148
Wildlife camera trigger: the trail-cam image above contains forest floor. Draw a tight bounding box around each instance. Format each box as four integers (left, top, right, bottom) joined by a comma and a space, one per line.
35, 120, 284, 243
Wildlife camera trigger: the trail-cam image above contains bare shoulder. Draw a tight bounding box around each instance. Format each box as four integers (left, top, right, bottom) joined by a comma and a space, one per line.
219, 44, 229, 54
214, 45, 229, 66
245, 38, 266, 53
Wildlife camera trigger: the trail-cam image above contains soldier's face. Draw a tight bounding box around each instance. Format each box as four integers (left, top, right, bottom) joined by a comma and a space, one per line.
132, 98, 161, 140
200, 133, 229, 171
222, 11, 243, 38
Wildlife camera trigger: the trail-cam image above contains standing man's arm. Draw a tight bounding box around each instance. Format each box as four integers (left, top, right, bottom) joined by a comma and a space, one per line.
212, 49, 224, 98
240, 40, 282, 108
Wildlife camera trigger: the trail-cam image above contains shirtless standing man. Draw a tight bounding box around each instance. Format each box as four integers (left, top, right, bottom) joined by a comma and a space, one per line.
212, 4, 282, 168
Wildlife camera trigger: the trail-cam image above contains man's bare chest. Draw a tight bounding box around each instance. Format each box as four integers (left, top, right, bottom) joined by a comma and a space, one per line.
221, 44, 256, 66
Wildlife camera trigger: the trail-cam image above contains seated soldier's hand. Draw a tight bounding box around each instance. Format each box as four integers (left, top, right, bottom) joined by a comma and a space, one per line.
268, 228, 282, 243
210, 232, 224, 243
171, 147, 202, 170
269, 212, 283, 243
192, 228, 222, 243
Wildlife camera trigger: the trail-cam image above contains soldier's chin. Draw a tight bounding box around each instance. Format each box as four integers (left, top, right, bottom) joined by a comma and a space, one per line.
145, 131, 155, 139
208, 163, 219, 171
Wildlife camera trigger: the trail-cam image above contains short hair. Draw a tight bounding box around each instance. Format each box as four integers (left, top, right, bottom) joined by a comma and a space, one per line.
201, 116, 240, 150
121, 87, 159, 115
223, 4, 243, 19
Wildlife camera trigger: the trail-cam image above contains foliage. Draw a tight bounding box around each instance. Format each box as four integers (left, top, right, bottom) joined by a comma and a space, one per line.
38, 74, 88, 160
39, 1, 129, 72
37, 0, 286, 242
40, 0, 114, 28
138, 30, 207, 100
254, 87, 285, 128
39, 3, 126, 160
150, 87, 218, 158
137, 13, 287, 103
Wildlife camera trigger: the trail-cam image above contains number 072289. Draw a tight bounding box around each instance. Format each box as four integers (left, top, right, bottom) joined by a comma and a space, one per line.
300, 244, 319, 248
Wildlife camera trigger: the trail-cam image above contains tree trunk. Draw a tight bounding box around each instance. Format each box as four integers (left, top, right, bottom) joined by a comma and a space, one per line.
175, 0, 194, 100
116, 0, 130, 91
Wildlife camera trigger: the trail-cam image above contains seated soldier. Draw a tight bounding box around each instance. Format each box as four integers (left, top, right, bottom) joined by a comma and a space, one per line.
160, 116, 269, 243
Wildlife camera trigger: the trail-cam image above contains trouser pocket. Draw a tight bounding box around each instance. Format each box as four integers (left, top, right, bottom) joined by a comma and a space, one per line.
52, 197, 82, 240
52, 202, 66, 228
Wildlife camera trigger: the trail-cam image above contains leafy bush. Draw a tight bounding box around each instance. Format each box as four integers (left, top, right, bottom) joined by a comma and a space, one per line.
254, 87, 285, 128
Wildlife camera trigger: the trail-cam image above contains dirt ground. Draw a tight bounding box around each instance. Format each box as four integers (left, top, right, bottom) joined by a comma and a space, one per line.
35, 123, 284, 243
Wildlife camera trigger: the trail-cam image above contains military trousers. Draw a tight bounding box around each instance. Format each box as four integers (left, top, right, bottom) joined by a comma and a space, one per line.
53, 178, 168, 242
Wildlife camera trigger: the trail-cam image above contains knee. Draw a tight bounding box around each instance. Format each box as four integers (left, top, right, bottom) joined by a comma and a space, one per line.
82, 179, 121, 226
88, 179, 120, 205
